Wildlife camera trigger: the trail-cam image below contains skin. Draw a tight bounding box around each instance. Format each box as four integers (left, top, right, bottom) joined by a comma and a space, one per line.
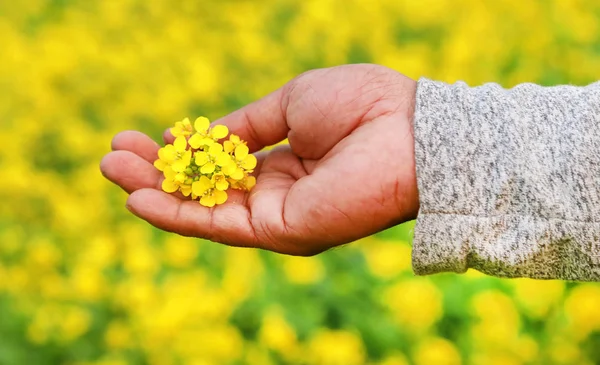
100, 64, 419, 255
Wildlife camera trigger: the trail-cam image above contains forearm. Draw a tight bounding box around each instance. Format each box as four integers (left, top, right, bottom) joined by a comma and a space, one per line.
412, 78, 600, 281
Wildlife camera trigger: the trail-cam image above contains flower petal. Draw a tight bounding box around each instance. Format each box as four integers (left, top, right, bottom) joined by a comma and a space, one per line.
158, 145, 177, 162
162, 179, 179, 193
214, 189, 228, 205
180, 185, 192, 197
188, 134, 203, 149
163, 166, 177, 179
174, 172, 186, 183
195, 152, 209, 166
174, 136, 188, 152
216, 152, 233, 167
170, 126, 182, 137
200, 162, 216, 174
241, 154, 257, 170
235, 144, 249, 160
182, 150, 192, 165
200, 137, 214, 146
171, 159, 187, 172
223, 140, 234, 153
210, 125, 229, 139
192, 176, 212, 196
244, 176, 256, 190
215, 178, 229, 191
221, 163, 236, 177
231, 167, 244, 180
200, 195, 216, 207
154, 159, 167, 171
194, 117, 210, 133
208, 143, 223, 155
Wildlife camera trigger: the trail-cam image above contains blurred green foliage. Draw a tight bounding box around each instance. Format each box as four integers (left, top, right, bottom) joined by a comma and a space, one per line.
1, 0, 600, 364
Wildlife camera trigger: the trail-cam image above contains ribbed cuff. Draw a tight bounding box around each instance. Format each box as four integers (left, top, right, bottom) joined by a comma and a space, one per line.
411, 77, 600, 281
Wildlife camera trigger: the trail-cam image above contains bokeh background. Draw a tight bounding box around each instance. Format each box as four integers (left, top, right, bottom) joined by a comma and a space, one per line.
2, 1, 600, 364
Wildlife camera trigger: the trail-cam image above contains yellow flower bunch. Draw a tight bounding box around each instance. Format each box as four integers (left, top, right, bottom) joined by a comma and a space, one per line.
154, 117, 257, 207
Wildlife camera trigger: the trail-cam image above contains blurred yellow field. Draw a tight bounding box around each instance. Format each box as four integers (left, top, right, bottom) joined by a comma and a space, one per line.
1, 1, 600, 364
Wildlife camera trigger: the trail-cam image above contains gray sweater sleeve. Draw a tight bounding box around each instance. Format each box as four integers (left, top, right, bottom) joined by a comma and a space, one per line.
412, 78, 600, 281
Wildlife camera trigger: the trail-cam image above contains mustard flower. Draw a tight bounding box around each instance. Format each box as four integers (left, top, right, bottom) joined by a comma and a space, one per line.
222, 144, 257, 179
170, 117, 194, 138
223, 134, 245, 153
192, 176, 228, 207
188, 117, 229, 149
154, 136, 192, 173
155, 117, 256, 208
230, 175, 257, 191
212, 172, 229, 191
194, 143, 233, 174
161, 165, 186, 193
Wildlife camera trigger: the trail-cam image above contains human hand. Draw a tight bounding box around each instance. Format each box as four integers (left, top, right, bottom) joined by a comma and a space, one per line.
100, 64, 419, 255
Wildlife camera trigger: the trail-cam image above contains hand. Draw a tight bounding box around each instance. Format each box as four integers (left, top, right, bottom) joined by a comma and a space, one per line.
100, 64, 419, 255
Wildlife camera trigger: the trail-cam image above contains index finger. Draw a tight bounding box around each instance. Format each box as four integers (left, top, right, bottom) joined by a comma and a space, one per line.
212, 86, 290, 152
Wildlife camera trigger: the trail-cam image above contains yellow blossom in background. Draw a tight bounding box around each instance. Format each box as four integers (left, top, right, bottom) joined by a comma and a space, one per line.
383, 278, 443, 332
512, 278, 565, 319
374, 353, 410, 365
259, 308, 298, 355
162, 236, 199, 268
563, 283, 600, 340
104, 321, 133, 350
280, 255, 325, 284
360, 238, 412, 278
548, 336, 584, 364
309, 329, 366, 365
413, 337, 462, 365
221, 249, 264, 303
470, 290, 521, 349
470, 353, 521, 365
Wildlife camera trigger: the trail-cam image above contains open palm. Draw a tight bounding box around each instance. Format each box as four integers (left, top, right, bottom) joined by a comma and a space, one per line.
100, 64, 419, 255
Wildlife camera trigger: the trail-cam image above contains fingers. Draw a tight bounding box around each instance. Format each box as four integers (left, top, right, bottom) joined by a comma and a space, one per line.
111, 130, 161, 164
156, 83, 290, 153
126, 189, 259, 247
213, 87, 290, 152
100, 151, 162, 194
163, 128, 174, 145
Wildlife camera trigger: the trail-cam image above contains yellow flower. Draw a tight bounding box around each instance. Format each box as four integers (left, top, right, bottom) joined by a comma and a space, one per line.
154, 119, 255, 201
188, 117, 229, 149
179, 182, 193, 197
413, 337, 461, 365
161, 166, 186, 193
169, 117, 194, 138
194, 143, 233, 174
223, 134, 245, 153
212, 172, 229, 191
192, 175, 228, 207
154, 136, 192, 173
383, 278, 443, 332
222, 144, 257, 179
308, 330, 366, 365
229, 175, 256, 190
